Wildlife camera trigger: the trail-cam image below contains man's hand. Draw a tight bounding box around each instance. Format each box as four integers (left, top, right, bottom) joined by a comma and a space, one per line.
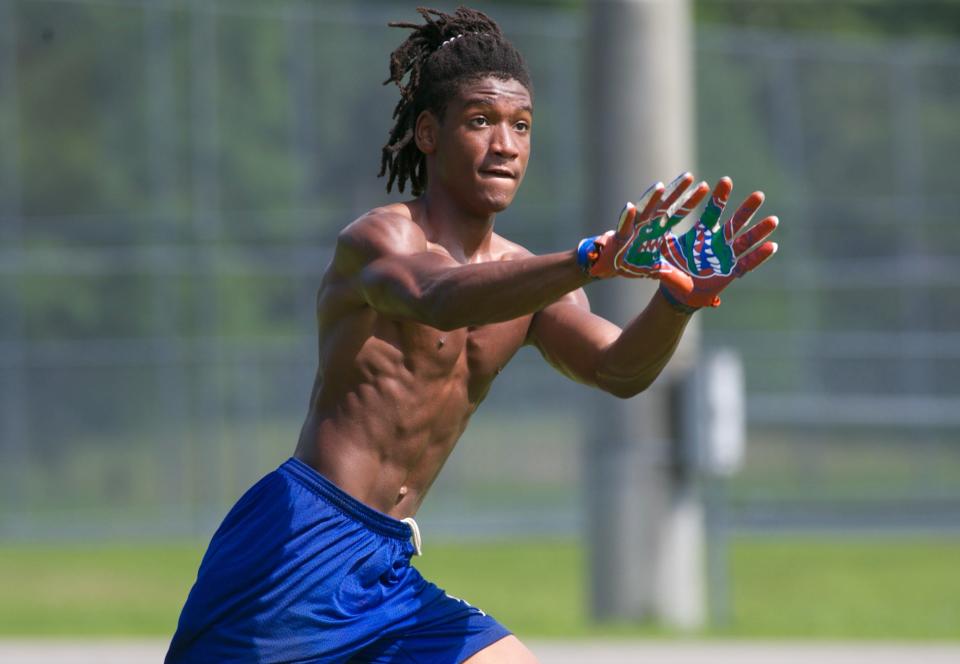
577, 172, 710, 280
576, 173, 779, 310
658, 177, 779, 308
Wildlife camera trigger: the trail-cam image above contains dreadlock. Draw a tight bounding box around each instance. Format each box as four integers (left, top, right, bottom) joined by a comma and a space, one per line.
379, 6, 532, 195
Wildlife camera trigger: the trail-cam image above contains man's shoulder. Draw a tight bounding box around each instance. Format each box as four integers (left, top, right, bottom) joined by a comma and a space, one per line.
337, 203, 427, 261
342, 203, 419, 238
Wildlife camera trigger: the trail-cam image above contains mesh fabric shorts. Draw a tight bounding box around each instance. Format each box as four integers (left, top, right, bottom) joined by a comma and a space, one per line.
166, 457, 510, 663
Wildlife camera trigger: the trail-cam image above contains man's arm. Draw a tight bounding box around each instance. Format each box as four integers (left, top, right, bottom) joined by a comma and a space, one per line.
527, 288, 692, 399
337, 174, 703, 330
336, 210, 592, 331
529, 177, 779, 398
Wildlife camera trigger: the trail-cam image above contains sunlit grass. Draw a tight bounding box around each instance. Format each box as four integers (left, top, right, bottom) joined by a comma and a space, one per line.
0, 537, 957, 639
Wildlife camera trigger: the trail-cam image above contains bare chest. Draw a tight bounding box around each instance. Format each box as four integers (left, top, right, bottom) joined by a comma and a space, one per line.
392, 316, 530, 402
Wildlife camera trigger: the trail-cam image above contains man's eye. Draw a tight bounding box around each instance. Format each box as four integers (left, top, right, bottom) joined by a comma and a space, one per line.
470, 117, 489, 127
515, 121, 530, 132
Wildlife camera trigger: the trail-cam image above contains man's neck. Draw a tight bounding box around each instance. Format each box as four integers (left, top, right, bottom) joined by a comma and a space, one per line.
416, 190, 496, 263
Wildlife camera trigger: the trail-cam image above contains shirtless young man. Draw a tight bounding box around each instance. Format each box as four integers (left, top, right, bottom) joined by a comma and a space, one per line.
166, 7, 778, 663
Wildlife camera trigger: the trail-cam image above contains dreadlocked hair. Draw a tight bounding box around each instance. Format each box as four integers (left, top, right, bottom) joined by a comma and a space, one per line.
379, 6, 532, 195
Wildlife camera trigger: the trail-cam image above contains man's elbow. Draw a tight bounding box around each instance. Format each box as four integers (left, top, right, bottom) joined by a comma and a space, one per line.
360, 267, 452, 329
597, 374, 655, 399
417, 288, 467, 331
425, 310, 463, 331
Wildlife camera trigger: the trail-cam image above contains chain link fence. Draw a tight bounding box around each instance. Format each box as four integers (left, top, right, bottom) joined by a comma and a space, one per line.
1, 0, 958, 540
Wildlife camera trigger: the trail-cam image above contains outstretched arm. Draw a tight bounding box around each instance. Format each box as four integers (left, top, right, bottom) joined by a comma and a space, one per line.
527, 288, 693, 399
336, 174, 703, 331
531, 175, 780, 397
337, 209, 592, 331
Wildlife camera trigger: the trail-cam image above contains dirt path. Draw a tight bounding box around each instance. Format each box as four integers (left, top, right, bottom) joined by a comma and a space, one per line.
2, 639, 959, 663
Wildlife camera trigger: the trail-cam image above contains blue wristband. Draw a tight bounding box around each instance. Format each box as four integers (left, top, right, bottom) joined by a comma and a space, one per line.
659, 284, 700, 315
577, 235, 601, 275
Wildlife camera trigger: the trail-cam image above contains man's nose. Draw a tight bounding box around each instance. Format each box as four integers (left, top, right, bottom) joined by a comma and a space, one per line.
491, 123, 519, 159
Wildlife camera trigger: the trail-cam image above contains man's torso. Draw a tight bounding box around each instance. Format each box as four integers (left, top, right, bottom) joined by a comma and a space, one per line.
295, 202, 538, 518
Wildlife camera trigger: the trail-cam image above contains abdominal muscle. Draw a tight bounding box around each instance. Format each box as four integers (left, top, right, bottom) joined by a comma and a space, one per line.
294, 310, 519, 519
295, 372, 474, 519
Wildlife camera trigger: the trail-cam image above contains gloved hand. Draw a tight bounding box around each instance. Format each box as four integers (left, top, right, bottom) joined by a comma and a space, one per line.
658, 177, 779, 308
577, 172, 709, 280
577, 174, 779, 312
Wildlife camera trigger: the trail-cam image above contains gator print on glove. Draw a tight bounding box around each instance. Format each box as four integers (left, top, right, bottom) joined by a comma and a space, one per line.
584, 172, 708, 280
659, 177, 779, 308
615, 173, 708, 279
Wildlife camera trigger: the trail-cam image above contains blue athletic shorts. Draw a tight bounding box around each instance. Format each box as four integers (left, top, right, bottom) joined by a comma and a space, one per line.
166, 457, 511, 663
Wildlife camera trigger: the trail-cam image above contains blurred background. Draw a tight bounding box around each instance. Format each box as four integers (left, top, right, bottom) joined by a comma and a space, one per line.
1, 0, 958, 647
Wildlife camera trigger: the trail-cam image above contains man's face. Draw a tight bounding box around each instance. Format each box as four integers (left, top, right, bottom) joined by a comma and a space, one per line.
426, 76, 532, 215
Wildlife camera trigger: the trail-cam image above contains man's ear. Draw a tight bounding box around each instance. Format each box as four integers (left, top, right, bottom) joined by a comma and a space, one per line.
415, 110, 438, 155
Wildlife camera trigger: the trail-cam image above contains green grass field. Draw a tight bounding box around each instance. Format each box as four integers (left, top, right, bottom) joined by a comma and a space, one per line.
0, 536, 957, 639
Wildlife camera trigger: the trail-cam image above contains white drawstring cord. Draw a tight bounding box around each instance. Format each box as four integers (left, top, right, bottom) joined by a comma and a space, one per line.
400, 517, 423, 556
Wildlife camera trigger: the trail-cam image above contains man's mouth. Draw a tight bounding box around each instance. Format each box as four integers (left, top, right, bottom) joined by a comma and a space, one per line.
479, 167, 516, 179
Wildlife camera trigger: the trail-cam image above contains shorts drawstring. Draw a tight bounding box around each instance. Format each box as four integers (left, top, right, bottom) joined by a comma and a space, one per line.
401, 517, 423, 556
